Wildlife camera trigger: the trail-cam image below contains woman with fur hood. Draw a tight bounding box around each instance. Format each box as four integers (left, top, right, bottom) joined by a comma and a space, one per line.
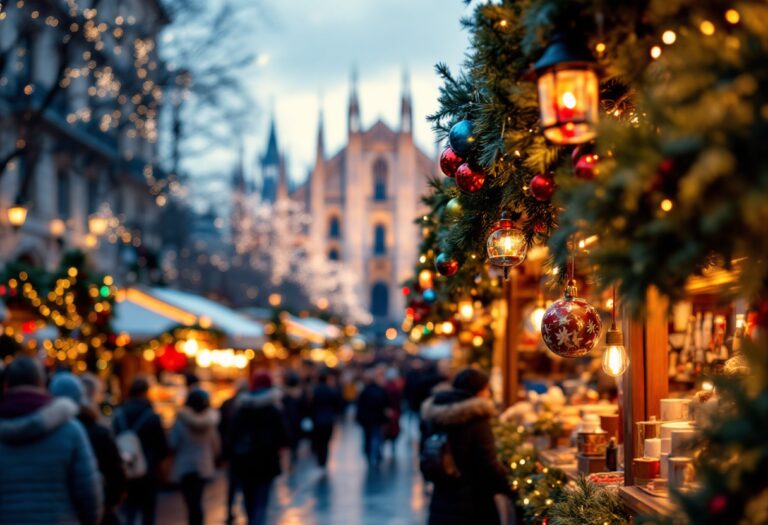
170, 388, 221, 525
421, 368, 513, 525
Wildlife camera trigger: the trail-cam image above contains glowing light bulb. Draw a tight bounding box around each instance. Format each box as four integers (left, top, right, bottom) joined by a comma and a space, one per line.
602, 344, 629, 377
562, 91, 577, 109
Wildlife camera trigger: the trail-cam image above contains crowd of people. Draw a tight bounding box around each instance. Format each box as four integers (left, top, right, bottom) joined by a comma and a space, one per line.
0, 355, 511, 525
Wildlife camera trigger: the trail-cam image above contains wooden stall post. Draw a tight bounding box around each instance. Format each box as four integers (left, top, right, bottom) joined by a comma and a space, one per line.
502, 271, 521, 408
621, 287, 669, 485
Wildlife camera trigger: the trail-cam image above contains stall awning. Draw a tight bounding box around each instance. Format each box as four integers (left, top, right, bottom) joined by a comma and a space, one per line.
284, 315, 342, 345
115, 287, 264, 348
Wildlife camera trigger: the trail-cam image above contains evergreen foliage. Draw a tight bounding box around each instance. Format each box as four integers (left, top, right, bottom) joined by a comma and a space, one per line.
423, 0, 768, 313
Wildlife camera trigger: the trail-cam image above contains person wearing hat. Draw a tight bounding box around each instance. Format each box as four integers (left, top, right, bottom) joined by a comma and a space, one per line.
420, 367, 513, 525
230, 370, 288, 525
51, 372, 126, 525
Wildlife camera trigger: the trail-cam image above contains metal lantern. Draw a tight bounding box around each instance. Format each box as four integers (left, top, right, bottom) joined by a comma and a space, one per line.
533, 34, 599, 145
486, 211, 527, 279
7, 200, 28, 230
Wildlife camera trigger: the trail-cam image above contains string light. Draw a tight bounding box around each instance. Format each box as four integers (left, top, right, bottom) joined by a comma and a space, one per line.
650, 46, 662, 59
700, 20, 715, 35
662, 30, 676, 44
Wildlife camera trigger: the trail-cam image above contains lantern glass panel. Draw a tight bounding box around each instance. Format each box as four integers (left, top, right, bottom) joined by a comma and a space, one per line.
487, 227, 526, 268
538, 67, 598, 144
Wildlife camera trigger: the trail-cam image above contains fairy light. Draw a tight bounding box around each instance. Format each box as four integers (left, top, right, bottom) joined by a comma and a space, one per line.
650, 46, 662, 59
700, 20, 715, 35
725, 9, 740, 24
662, 30, 676, 44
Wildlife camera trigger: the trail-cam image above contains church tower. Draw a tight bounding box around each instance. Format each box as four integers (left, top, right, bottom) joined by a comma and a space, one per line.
260, 117, 280, 203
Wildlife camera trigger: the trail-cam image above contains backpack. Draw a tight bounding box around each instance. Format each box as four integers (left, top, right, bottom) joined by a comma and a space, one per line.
114, 409, 153, 479
420, 432, 461, 482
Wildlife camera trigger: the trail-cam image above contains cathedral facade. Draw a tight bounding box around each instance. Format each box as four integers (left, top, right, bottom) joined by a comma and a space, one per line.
305, 75, 436, 327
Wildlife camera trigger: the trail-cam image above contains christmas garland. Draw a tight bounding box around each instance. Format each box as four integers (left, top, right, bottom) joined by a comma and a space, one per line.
423, 0, 768, 313
493, 420, 629, 525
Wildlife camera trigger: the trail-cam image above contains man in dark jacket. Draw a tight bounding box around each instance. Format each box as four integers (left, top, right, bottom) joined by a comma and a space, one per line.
355, 367, 389, 468
0, 357, 103, 525
421, 368, 512, 525
114, 377, 169, 525
219, 378, 248, 524
310, 369, 342, 468
230, 371, 289, 525
51, 372, 127, 525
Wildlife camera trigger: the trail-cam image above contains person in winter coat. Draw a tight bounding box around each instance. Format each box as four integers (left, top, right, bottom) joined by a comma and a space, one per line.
230, 371, 289, 525
281, 369, 305, 466
218, 378, 248, 524
113, 377, 169, 525
355, 367, 389, 468
309, 369, 342, 468
421, 368, 513, 525
383, 367, 404, 457
0, 357, 103, 525
170, 388, 221, 525
50, 372, 127, 525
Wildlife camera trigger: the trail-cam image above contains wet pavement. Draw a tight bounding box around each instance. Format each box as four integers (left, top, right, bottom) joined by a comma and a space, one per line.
157, 412, 428, 525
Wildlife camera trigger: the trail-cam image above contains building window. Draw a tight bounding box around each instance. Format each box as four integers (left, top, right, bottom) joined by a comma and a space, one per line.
371, 282, 389, 318
329, 216, 340, 238
328, 248, 339, 261
373, 224, 386, 255
373, 158, 387, 201
57, 170, 70, 219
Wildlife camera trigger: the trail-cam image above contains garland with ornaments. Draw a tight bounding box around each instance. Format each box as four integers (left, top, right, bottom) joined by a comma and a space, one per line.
426, 0, 768, 318
0, 250, 117, 370
493, 420, 629, 525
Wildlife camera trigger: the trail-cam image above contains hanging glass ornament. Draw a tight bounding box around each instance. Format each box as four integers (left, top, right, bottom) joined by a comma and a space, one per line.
448, 120, 476, 157
435, 253, 459, 277
541, 279, 602, 358
439, 147, 464, 178
486, 211, 527, 279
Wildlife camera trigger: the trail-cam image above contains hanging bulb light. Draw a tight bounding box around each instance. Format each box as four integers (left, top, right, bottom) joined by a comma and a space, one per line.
602, 286, 629, 377
531, 34, 599, 145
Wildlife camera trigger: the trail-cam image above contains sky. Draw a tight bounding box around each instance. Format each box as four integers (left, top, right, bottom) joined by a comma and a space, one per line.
236, 0, 474, 186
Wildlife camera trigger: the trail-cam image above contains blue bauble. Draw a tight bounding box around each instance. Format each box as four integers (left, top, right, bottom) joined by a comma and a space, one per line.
423, 289, 437, 304
449, 120, 476, 157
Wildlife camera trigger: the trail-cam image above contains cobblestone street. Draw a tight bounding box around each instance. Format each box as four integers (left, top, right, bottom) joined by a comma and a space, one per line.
158, 413, 427, 525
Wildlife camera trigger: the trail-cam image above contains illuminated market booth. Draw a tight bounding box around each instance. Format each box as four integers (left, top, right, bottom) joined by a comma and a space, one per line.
113, 286, 264, 424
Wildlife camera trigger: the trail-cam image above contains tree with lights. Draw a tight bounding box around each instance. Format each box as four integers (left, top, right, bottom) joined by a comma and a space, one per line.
1, 250, 116, 371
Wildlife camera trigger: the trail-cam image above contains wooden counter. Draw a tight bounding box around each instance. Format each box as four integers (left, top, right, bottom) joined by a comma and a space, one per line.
619, 486, 678, 517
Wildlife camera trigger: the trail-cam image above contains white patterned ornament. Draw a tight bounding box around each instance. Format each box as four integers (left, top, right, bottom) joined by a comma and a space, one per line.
541, 279, 602, 358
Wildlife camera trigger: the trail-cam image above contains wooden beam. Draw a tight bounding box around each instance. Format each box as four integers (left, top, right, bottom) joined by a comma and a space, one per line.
502, 272, 521, 408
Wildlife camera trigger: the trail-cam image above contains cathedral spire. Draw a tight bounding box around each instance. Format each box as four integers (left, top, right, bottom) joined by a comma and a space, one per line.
316, 107, 325, 162
262, 115, 280, 168
400, 68, 412, 134
348, 67, 361, 135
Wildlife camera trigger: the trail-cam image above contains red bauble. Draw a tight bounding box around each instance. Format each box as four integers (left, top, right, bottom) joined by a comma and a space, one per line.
708, 494, 728, 515
439, 147, 464, 178
541, 280, 602, 358
534, 222, 547, 234
530, 173, 556, 201
455, 163, 486, 193
572, 144, 599, 180
435, 253, 459, 277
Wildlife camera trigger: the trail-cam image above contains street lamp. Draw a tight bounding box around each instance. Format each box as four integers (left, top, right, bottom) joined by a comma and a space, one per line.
7, 200, 28, 230
88, 214, 109, 236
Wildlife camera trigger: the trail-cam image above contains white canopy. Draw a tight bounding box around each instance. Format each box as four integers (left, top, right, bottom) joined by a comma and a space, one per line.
114, 287, 264, 348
